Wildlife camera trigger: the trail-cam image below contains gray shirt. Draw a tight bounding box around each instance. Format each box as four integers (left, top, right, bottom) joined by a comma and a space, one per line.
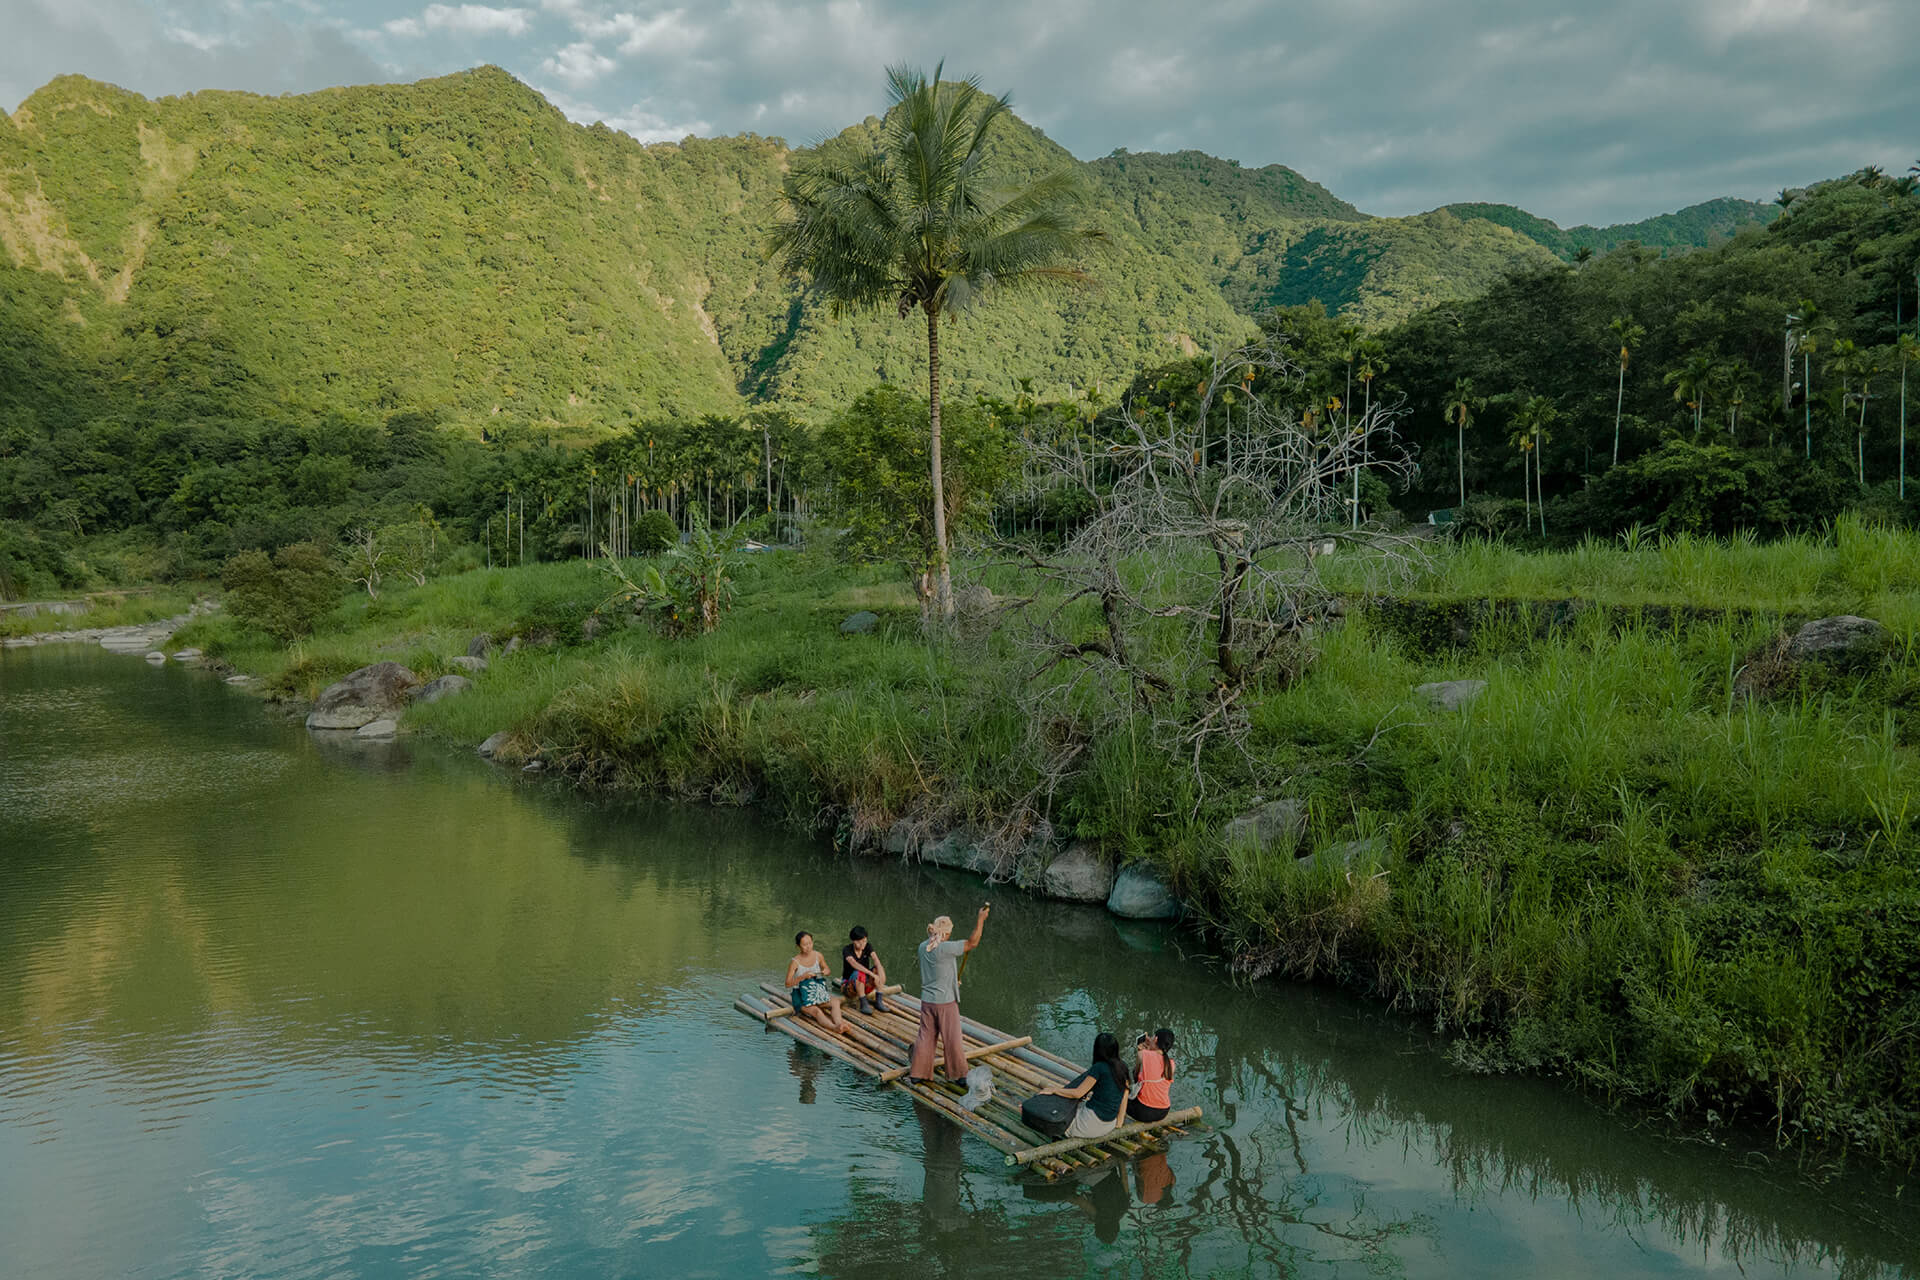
918, 938, 967, 1005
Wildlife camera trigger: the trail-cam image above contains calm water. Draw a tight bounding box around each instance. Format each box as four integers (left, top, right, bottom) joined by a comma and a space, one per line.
2, 646, 1915, 1279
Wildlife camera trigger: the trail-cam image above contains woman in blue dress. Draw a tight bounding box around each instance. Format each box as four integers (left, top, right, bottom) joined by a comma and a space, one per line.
786, 931, 849, 1033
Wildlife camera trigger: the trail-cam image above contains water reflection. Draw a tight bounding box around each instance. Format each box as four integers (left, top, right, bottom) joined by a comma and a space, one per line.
2, 646, 1917, 1280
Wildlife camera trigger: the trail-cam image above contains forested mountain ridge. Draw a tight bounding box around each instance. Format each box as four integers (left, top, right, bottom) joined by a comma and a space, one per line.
1441, 196, 1778, 259
4, 66, 1750, 440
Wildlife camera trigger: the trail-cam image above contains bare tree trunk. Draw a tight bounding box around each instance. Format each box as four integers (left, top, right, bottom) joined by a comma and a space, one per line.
1612, 364, 1625, 466
927, 306, 955, 623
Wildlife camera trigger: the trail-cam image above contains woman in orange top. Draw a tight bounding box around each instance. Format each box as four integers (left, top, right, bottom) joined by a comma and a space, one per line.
1127, 1028, 1175, 1123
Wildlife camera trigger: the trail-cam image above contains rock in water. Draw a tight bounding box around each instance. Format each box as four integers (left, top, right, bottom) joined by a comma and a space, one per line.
839, 611, 879, 635
477, 731, 513, 759
1042, 843, 1116, 903
416, 674, 473, 704
1415, 679, 1487, 711
145, 651, 166, 663
1223, 798, 1306, 853
306, 662, 420, 730
1107, 866, 1180, 919
355, 718, 398, 739
172, 647, 203, 662
1787, 616, 1888, 668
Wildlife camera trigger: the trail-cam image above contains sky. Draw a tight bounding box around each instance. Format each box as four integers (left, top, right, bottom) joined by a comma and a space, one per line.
6, 0, 1918, 226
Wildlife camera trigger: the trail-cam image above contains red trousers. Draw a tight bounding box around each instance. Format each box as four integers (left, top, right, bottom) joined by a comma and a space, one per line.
910, 1000, 969, 1080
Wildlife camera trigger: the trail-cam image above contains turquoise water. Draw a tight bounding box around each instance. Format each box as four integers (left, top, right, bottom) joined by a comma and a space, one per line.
1, 644, 1914, 1278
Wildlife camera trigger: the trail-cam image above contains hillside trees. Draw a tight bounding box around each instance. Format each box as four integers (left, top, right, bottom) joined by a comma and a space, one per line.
769, 63, 1106, 622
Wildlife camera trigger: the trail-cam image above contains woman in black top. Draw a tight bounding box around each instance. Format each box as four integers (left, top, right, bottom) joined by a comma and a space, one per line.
841, 925, 887, 1014
1036, 1032, 1131, 1140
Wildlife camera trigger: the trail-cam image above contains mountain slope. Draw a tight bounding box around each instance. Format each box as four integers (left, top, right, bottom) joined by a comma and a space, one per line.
0, 67, 1752, 438
1441, 197, 1778, 259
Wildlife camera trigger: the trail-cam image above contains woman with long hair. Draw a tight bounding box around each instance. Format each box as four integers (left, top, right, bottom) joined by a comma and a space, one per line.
1127, 1029, 1176, 1123
1036, 1032, 1131, 1140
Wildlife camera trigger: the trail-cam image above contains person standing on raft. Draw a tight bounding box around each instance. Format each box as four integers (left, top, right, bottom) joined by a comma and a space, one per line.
908, 906, 989, 1085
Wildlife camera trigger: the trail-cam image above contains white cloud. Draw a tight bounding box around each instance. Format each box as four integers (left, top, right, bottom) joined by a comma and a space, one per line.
537, 85, 709, 143
538, 2, 701, 56
165, 26, 226, 53
540, 41, 616, 87
384, 4, 534, 39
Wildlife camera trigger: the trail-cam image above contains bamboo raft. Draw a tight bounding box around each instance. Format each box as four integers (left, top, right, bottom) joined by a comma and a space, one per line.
735, 982, 1202, 1180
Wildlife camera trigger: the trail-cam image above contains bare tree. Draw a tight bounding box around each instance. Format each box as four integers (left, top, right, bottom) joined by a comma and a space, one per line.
337, 527, 387, 599
1001, 341, 1422, 805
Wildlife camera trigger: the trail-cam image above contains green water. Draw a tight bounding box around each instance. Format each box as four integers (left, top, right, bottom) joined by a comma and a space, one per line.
1, 645, 1915, 1279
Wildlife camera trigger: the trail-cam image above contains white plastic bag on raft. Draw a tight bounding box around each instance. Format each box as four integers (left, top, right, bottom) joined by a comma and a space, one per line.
959, 1066, 994, 1111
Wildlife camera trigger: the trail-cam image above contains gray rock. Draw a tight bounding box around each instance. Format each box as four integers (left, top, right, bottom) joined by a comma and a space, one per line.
1107, 866, 1181, 919
466, 634, 493, 659
1223, 798, 1306, 853
305, 662, 421, 730
1416, 679, 1487, 711
477, 730, 513, 759
172, 647, 203, 662
1311, 835, 1388, 870
839, 611, 879, 635
2, 636, 36, 648
582, 614, 606, 641
884, 820, 914, 856
415, 674, 473, 704
921, 830, 1005, 877
1042, 842, 1116, 903
502, 636, 523, 655
355, 718, 398, 740
224, 674, 253, 685
1787, 615, 1889, 667
522, 759, 545, 773
146, 651, 166, 663
450, 655, 488, 674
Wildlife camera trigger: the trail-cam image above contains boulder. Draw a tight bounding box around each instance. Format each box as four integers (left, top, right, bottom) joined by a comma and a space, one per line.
1107, 866, 1180, 919
415, 674, 473, 704
884, 820, 915, 856
172, 647, 203, 662
1416, 679, 1487, 711
355, 718, 398, 740
477, 730, 513, 759
1041, 842, 1116, 903
1223, 798, 1306, 854
522, 759, 546, 773
145, 651, 166, 663
305, 662, 420, 730
839, 610, 879, 635
224, 674, 252, 685
1787, 615, 1888, 668
450, 655, 488, 674
502, 636, 523, 655
921, 830, 1004, 877
466, 634, 493, 659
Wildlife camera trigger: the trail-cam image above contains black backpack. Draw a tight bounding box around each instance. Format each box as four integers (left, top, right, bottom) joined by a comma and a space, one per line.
1020, 1093, 1076, 1139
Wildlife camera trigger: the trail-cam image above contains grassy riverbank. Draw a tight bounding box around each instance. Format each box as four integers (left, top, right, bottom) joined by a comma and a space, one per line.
173, 537, 1920, 1165
0, 586, 200, 638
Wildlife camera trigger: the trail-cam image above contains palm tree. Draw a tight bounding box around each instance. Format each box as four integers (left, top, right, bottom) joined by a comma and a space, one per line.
769, 63, 1104, 621
1444, 376, 1478, 508
1507, 421, 1534, 533
1608, 316, 1644, 465
1774, 187, 1797, 213
1513, 395, 1558, 538
1791, 302, 1831, 458
1897, 334, 1919, 500
1664, 353, 1716, 433
1573, 246, 1594, 265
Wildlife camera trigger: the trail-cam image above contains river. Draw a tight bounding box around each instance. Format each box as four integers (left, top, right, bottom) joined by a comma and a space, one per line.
2, 644, 1914, 1278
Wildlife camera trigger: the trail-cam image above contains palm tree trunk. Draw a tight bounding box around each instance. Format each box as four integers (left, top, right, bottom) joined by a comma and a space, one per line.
1902, 363, 1909, 502
1859, 386, 1870, 487
1535, 429, 1546, 538
1521, 449, 1531, 532
1612, 364, 1625, 466
1457, 416, 1465, 508
926, 306, 955, 623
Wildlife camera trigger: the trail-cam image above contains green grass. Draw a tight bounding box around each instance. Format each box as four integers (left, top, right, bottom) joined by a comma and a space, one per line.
184, 536, 1920, 1165
0, 586, 199, 638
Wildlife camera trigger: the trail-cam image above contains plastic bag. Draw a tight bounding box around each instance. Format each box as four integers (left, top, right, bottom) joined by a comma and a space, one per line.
959, 1065, 995, 1112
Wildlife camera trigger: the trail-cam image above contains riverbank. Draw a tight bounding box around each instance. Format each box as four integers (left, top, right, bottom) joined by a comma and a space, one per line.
166, 540, 1920, 1167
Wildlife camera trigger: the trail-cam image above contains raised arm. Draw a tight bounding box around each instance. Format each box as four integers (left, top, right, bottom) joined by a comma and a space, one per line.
963, 904, 990, 952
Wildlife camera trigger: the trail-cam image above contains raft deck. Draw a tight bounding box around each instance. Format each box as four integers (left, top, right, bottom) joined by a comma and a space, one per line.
735, 983, 1202, 1180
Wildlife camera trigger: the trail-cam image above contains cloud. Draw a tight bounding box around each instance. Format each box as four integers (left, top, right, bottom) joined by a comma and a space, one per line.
384, 4, 534, 39
539, 41, 616, 88
7, 0, 1917, 226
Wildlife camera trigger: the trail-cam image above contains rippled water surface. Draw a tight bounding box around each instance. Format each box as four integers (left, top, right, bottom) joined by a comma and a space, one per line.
3, 645, 1916, 1278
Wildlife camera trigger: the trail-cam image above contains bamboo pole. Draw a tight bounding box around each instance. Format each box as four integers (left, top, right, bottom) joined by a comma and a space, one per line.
877, 1037, 1033, 1083
1007, 1107, 1204, 1167
752, 983, 903, 1021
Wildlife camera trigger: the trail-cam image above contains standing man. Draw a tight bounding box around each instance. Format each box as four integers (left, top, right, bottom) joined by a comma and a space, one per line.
908, 905, 989, 1085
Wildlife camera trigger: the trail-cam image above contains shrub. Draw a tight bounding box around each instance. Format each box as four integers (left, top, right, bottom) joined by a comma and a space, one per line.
221, 541, 339, 640
632, 510, 678, 555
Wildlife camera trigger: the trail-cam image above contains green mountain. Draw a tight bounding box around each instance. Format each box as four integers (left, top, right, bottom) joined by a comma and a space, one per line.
0, 67, 1747, 439
1441, 197, 1778, 259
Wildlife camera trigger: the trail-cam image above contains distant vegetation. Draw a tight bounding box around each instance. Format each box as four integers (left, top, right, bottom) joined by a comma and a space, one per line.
1443, 197, 1779, 260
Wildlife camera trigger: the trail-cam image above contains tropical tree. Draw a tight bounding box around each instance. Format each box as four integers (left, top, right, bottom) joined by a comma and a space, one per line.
1608, 316, 1644, 465
1513, 394, 1558, 537
1665, 353, 1716, 433
1443, 376, 1478, 507
769, 63, 1104, 622
1898, 333, 1920, 499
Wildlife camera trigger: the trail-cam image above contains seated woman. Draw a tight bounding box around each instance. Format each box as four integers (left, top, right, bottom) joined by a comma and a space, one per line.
1035, 1032, 1131, 1140
841, 925, 887, 1014
1127, 1028, 1175, 1123
786, 931, 848, 1033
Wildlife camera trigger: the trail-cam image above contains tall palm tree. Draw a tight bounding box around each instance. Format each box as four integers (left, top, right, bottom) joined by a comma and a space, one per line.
1444, 376, 1478, 508
1513, 395, 1558, 538
769, 63, 1104, 621
1665, 353, 1716, 433
1507, 422, 1534, 533
1774, 187, 1797, 213
1897, 334, 1919, 500
1608, 316, 1644, 465
1352, 339, 1389, 528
